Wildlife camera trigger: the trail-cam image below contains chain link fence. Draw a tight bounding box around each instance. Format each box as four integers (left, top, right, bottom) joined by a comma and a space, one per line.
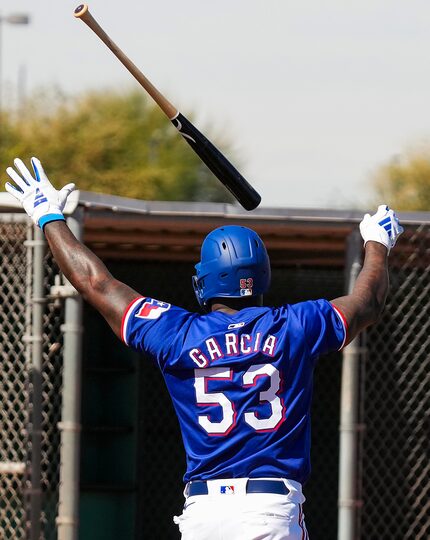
0, 220, 29, 540
1, 213, 429, 540
0, 219, 64, 540
362, 223, 430, 540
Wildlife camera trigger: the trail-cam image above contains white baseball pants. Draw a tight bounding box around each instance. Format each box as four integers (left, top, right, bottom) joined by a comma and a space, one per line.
173, 478, 309, 540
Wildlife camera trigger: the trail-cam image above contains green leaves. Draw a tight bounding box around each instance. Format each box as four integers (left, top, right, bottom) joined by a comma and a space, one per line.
1, 89, 235, 204
373, 147, 430, 211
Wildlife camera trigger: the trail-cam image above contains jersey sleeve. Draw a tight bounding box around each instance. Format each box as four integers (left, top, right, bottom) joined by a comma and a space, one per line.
290, 299, 348, 357
121, 296, 191, 369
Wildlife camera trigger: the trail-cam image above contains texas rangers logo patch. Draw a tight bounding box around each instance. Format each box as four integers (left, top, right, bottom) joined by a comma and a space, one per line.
136, 299, 171, 320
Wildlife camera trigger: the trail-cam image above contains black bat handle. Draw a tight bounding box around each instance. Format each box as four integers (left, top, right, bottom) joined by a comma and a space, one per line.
171, 113, 261, 211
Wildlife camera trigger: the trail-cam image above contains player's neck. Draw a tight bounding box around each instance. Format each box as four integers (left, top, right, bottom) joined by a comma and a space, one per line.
211, 302, 239, 315
210, 296, 263, 314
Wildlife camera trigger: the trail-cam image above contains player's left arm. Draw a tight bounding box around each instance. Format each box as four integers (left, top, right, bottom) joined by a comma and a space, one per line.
331, 205, 403, 346
5, 157, 140, 338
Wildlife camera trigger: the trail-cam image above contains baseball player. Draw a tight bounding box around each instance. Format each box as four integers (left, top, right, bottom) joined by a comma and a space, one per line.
5, 157, 403, 540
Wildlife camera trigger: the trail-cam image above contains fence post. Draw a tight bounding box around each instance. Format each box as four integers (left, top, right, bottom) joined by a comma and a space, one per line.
337, 230, 365, 540
57, 209, 84, 540
28, 226, 46, 540
23, 221, 33, 532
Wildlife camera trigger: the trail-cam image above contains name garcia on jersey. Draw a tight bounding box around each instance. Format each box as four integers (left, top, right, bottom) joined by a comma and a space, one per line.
189, 332, 277, 368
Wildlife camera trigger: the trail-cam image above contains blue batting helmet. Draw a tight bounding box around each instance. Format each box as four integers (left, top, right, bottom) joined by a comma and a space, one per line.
193, 225, 271, 307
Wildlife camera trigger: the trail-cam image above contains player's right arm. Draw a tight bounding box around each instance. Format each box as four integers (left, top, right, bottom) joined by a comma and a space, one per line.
4, 157, 140, 339
331, 205, 403, 346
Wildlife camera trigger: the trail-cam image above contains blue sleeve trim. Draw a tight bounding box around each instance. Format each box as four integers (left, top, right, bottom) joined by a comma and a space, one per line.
39, 213, 65, 231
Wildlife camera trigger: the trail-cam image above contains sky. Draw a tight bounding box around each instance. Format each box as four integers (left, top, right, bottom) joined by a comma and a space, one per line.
1, 0, 430, 209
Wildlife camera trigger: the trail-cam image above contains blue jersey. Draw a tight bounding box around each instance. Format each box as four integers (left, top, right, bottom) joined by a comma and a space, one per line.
122, 297, 347, 485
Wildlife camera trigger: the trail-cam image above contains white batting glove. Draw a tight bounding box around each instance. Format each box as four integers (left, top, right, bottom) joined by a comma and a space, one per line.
359, 204, 403, 252
5, 157, 75, 230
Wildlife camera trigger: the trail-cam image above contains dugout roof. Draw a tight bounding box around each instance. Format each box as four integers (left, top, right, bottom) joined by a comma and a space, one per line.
1, 190, 429, 267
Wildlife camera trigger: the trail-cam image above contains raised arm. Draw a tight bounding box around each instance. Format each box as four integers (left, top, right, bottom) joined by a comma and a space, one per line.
5, 157, 140, 338
332, 205, 403, 346
44, 221, 139, 337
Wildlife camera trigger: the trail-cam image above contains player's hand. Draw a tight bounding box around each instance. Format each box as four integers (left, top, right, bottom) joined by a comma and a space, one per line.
5, 157, 75, 230
359, 204, 403, 252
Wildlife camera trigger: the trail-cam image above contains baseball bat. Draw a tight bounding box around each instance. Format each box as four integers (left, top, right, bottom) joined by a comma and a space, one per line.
73, 4, 261, 211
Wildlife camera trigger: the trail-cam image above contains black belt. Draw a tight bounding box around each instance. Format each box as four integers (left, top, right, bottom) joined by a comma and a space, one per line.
187, 479, 290, 497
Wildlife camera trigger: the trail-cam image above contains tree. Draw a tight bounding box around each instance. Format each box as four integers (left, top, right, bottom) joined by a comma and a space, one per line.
373, 146, 430, 211
0, 89, 235, 203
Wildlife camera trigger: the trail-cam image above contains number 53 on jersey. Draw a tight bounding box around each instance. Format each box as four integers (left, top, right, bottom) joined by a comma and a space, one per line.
194, 364, 285, 436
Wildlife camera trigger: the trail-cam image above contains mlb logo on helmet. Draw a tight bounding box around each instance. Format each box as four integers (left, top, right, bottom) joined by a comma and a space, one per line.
220, 485, 235, 495
136, 299, 171, 320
